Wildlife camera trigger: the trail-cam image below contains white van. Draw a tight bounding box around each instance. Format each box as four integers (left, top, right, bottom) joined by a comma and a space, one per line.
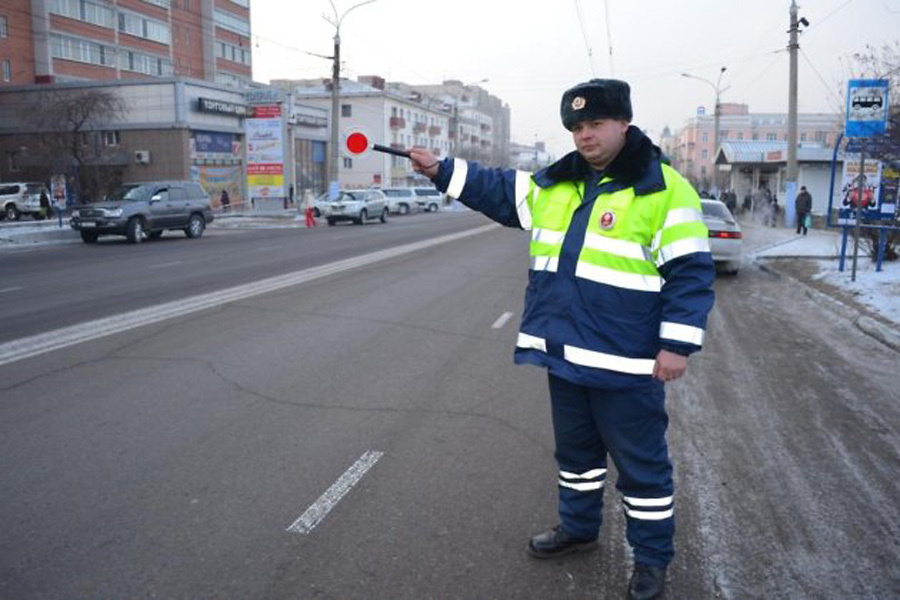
0, 182, 48, 220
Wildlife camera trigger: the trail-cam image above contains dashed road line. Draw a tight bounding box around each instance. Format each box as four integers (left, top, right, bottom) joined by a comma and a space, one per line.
0, 286, 24, 294
492, 311, 514, 329
148, 261, 184, 270
286, 450, 384, 534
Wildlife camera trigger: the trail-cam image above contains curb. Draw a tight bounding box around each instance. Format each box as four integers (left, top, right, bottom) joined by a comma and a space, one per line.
756, 259, 900, 353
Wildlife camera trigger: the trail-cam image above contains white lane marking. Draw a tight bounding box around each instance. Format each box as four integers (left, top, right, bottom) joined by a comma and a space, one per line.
286, 450, 384, 534
0, 224, 497, 367
492, 311, 514, 329
0, 286, 24, 294
148, 261, 183, 270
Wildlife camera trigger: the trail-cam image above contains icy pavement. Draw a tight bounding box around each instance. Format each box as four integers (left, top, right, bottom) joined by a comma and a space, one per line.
745, 219, 900, 331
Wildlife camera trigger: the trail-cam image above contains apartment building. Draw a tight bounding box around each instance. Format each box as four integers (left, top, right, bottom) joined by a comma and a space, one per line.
669, 103, 841, 191
0, 0, 252, 87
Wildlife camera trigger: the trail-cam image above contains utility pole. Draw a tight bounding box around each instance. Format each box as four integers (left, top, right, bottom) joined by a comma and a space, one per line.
786, 0, 800, 227
325, 0, 377, 192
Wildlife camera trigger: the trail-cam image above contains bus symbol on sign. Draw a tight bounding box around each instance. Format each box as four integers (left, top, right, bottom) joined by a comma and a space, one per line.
846, 79, 889, 138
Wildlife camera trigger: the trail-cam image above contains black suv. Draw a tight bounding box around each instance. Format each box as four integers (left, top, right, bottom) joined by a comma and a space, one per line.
71, 181, 214, 244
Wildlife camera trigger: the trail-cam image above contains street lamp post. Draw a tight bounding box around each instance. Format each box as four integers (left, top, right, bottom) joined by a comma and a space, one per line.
682, 67, 728, 193
325, 0, 377, 191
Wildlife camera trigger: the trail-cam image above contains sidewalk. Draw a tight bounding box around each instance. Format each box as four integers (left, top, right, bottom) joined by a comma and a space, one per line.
745, 220, 900, 351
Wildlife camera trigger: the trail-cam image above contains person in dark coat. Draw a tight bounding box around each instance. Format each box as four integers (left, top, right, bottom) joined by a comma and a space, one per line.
795, 186, 812, 235
39, 189, 51, 220
220, 189, 230, 213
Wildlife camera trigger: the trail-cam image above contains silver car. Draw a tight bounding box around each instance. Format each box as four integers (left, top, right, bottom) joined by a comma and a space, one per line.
324, 189, 389, 226
701, 199, 742, 274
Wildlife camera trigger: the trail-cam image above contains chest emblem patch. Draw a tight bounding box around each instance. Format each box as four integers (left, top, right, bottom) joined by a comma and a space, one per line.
599, 210, 617, 230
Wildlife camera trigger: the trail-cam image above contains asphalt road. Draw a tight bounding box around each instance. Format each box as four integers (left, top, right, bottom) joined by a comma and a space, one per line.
1, 212, 898, 599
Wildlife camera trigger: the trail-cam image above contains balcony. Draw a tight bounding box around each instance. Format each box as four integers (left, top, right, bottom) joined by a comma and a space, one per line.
413, 122, 427, 134
431, 148, 441, 157
390, 143, 405, 151
389, 116, 406, 129
471, 135, 479, 144
448, 130, 457, 139
480, 123, 490, 132
428, 125, 442, 136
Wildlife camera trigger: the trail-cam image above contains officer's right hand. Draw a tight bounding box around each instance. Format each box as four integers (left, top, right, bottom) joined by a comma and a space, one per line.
410, 148, 441, 179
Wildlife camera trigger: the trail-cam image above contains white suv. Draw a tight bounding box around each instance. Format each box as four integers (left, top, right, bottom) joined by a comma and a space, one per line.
324, 189, 389, 225
0, 182, 49, 220
382, 188, 418, 215
413, 187, 443, 212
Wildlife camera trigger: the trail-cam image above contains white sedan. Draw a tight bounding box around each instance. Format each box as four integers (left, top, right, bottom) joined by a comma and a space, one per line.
701, 199, 742, 274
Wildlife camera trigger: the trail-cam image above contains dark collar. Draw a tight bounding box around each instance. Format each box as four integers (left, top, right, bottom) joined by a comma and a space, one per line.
534, 126, 666, 196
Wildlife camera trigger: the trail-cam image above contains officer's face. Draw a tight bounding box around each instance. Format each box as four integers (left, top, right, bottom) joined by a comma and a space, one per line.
572, 119, 629, 170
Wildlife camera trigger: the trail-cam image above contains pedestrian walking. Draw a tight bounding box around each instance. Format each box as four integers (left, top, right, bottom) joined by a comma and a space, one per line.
39, 189, 51, 220
220, 189, 230, 213
795, 186, 812, 235
304, 191, 317, 228
410, 78, 715, 600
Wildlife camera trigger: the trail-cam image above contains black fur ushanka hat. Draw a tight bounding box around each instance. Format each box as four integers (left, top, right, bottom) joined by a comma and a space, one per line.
560, 79, 633, 130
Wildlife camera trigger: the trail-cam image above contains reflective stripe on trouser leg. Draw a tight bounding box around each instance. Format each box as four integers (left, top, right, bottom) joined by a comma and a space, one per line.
548, 374, 607, 540
588, 378, 675, 567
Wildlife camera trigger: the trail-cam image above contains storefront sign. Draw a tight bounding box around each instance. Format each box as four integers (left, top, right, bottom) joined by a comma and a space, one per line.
198, 97, 250, 117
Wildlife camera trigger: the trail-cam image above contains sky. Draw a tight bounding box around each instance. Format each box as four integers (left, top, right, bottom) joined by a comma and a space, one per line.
250, 0, 900, 159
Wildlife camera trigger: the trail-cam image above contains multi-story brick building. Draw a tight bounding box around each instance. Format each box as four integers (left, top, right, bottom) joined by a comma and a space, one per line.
669, 103, 841, 192
0, 0, 252, 87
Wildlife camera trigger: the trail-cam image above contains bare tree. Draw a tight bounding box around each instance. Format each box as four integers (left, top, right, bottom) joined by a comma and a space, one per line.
29, 88, 127, 202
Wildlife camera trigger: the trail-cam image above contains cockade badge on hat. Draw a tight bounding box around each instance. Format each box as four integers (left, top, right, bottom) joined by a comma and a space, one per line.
572, 96, 586, 110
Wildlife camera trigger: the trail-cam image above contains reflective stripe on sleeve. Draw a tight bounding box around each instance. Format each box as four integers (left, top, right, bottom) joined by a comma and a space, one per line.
516, 332, 547, 352
583, 232, 649, 261
575, 262, 663, 293
652, 207, 704, 251
515, 170, 532, 231
656, 237, 710, 267
563, 345, 656, 375
532, 228, 566, 245
660, 321, 705, 346
446, 158, 469, 199
531, 255, 559, 273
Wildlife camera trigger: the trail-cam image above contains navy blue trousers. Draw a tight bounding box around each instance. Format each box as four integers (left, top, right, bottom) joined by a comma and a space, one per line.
548, 373, 675, 568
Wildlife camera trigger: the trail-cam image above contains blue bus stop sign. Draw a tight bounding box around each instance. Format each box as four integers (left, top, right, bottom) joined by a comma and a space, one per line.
846, 79, 889, 138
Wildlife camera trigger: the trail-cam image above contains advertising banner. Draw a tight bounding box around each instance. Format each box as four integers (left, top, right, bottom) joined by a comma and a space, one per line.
246, 104, 286, 201
838, 157, 885, 223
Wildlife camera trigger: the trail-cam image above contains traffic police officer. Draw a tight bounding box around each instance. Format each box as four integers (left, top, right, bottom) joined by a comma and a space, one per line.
411, 79, 715, 600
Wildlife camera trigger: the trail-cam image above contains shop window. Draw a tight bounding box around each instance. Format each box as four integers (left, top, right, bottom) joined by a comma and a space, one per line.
341, 104, 352, 117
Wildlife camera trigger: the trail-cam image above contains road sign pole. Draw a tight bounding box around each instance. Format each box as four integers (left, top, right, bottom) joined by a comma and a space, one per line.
851, 140, 866, 282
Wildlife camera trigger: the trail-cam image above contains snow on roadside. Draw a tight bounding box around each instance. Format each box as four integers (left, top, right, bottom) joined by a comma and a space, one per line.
814, 258, 900, 325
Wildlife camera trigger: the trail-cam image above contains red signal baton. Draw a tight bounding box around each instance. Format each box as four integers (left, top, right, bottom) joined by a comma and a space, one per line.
372, 143, 411, 159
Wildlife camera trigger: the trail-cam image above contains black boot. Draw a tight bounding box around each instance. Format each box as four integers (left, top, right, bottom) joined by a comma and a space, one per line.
627, 563, 667, 599
526, 525, 598, 558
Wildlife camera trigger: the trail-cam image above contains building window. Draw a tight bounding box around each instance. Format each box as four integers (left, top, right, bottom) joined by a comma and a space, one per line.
102, 131, 120, 146
341, 104, 352, 117
814, 131, 826, 142
0, 16, 7, 38
800, 133, 807, 142
701, 132, 709, 143
119, 11, 170, 44
701, 149, 709, 159
751, 134, 758, 140
720, 130, 729, 140
1, 59, 10, 82
51, 34, 116, 67
343, 157, 353, 169
50, 0, 115, 28
119, 49, 173, 75
737, 132, 743, 140
142, 0, 171, 8
7, 151, 20, 172
766, 133, 777, 141
213, 9, 250, 35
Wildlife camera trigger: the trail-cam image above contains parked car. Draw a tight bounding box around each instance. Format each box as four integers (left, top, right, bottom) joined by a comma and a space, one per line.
70, 181, 214, 244
701, 199, 742, 274
0, 182, 48, 220
382, 187, 418, 215
413, 187, 443, 212
312, 192, 331, 218
324, 189, 389, 226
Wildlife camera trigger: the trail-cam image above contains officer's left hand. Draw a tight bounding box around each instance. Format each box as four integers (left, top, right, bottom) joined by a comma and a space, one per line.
653, 350, 687, 383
